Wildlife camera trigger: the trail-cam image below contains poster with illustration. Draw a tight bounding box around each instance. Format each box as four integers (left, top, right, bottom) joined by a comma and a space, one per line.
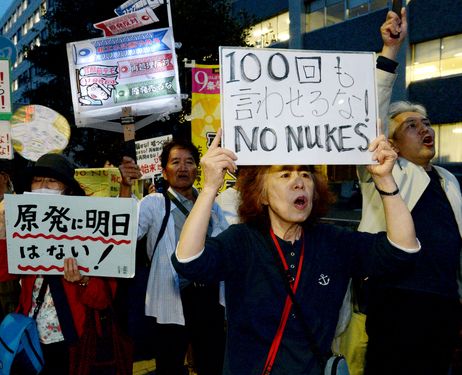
5, 194, 138, 277
67, 28, 181, 130
219, 47, 379, 165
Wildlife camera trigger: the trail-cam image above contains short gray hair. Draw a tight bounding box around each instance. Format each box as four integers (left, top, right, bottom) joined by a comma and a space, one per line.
388, 101, 428, 139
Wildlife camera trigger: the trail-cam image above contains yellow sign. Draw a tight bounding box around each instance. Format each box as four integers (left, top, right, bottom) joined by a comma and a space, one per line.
191, 64, 235, 191
74, 167, 143, 199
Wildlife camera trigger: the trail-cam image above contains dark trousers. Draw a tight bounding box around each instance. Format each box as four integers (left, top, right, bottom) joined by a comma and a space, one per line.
155, 283, 226, 375
40, 341, 69, 375
364, 288, 459, 375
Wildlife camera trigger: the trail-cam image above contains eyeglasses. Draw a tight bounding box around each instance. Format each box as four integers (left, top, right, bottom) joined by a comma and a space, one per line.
31, 176, 65, 190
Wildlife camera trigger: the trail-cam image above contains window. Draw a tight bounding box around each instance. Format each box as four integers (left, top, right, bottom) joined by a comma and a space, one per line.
34, 10, 41, 23
40, 0, 47, 16
409, 34, 462, 82
307, 0, 325, 31
348, 0, 369, 19
12, 79, 19, 92
326, 0, 345, 26
246, 12, 290, 48
433, 123, 462, 162
306, 0, 391, 33
22, 0, 28, 12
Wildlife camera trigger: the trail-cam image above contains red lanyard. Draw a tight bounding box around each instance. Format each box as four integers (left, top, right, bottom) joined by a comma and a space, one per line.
262, 228, 305, 375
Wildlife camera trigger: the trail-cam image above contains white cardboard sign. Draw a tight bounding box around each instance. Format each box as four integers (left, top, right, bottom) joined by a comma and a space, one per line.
135, 134, 172, 179
5, 194, 138, 278
219, 47, 378, 165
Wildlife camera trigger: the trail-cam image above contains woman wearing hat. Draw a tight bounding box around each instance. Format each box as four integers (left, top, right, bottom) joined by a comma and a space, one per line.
16, 153, 117, 374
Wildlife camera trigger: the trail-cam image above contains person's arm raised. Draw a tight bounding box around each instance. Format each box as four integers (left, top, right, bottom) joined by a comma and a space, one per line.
366, 135, 419, 250
176, 129, 237, 259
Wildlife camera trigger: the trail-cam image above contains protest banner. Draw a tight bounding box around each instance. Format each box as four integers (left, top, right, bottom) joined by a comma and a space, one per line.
66, 28, 181, 131
135, 134, 172, 179
219, 47, 379, 165
0, 59, 12, 121
5, 194, 138, 277
0, 121, 13, 159
74, 167, 144, 199
94, 7, 159, 37
191, 64, 235, 191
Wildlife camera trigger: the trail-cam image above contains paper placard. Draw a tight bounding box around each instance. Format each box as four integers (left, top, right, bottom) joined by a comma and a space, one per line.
5, 194, 138, 277
219, 47, 378, 165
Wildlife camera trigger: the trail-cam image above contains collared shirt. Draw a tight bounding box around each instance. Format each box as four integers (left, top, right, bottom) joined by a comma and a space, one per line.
137, 187, 228, 325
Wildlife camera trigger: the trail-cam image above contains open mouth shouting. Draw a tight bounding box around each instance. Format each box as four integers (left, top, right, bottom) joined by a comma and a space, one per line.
422, 134, 434, 147
294, 195, 308, 210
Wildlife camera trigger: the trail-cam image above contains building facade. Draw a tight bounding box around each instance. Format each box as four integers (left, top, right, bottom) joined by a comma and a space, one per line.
0, 0, 52, 106
232, 0, 462, 164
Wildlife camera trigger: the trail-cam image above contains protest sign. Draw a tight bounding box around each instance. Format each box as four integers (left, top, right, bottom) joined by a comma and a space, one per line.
5, 194, 138, 277
135, 134, 172, 179
10, 105, 70, 161
190, 64, 236, 191
219, 47, 379, 165
0, 59, 12, 121
67, 28, 181, 131
115, 0, 164, 16
74, 167, 144, 199
0, 121, 13, 159
94, 7, 159, 37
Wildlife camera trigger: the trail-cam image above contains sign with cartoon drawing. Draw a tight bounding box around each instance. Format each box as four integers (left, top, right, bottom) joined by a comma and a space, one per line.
219, 47, 379, 165
66, 28, 182, 130
4, 194, 138, 277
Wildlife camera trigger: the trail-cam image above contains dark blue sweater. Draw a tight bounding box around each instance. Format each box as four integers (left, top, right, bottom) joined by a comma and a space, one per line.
172, 223, 417, 375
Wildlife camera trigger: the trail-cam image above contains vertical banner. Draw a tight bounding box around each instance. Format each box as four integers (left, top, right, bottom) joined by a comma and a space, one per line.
0, 59, 12, 121
0, 121, 13, 159
190, 64, 235, 191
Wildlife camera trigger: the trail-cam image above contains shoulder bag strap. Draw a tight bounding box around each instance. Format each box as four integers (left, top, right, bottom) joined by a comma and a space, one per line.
149, 192, 171, 263
32, 278, 49, 319
167, 190, 191, 217
264, 230, 328, 369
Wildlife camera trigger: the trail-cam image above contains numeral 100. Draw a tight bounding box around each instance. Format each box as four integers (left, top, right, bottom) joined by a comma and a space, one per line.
225, 51, 290, 83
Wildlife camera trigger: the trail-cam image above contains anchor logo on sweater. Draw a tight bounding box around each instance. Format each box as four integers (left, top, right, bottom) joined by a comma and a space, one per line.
318, 274, 330, 286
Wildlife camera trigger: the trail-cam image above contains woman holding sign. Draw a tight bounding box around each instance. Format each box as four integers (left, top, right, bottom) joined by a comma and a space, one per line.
172, 130, 420, 375
16, 153, 120, 375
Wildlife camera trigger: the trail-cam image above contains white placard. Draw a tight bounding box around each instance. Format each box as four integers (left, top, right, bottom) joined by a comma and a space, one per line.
219, 47, 379, 165
5, 194, 138, 278
135, 134, 172, 179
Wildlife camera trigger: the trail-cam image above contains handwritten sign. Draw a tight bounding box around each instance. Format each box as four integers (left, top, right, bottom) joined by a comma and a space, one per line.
66, 28, 181, 130
0, 59, 12, 121
5, 194, 138, 277
0, 121, 13, 159
219, 47, 378, 165
135, 134, 172, 179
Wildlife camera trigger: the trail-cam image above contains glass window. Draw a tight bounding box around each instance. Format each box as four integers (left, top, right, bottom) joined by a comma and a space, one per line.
409, 34, 462, 82
277, 12, 290, 42
348, 0, 369, 18
34, 10, 40, 23
22, 0, 28, 12
326, 0, 345, 26
370, 0, 388, 11
434, 123, 462, 162
307, 10, 325, 31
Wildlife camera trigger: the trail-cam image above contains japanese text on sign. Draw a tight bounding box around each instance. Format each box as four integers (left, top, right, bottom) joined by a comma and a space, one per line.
5, 194, 138, 277
135, 134, 172, 179
219, 47, 379, 165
